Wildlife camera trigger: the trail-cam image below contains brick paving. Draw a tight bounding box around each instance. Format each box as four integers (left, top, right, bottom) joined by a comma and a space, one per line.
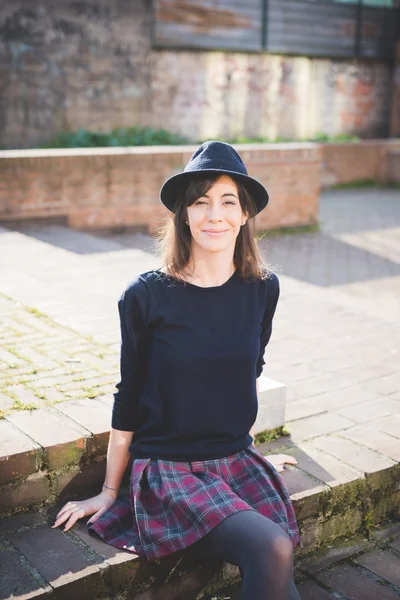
0, 187, 400, 598
0, 294, 119, 417
1, 188, 399, 440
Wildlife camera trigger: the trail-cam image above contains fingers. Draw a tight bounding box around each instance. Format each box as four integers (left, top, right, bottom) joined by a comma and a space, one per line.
280, 455, 298, 465
52, 502, 84, 530
62, 507, 85, 532
88, 505, 108, 525
54, 501, 78, 521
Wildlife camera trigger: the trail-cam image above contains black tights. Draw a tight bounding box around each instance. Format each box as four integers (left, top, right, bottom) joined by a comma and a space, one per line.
191, 510, 301, 600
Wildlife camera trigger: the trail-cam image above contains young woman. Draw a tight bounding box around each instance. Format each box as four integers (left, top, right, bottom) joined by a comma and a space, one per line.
52, 141, 301, 600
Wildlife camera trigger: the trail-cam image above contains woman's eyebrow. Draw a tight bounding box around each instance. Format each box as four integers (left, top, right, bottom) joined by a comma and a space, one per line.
201, 192, 238, 198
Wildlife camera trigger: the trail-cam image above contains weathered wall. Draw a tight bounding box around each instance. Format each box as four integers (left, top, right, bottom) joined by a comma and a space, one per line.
0, 1, 395, 149
0, 0, 152, 149
150, 53, 392, 143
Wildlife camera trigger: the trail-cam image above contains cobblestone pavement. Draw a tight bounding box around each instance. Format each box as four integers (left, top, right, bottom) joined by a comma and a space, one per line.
1, 188, 400, 453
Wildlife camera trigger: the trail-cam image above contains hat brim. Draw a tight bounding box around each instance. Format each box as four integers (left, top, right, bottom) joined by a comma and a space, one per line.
160, 169, 269, 215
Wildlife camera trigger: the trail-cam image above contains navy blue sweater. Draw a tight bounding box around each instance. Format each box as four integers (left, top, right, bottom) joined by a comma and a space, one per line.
112, 268, 280, 461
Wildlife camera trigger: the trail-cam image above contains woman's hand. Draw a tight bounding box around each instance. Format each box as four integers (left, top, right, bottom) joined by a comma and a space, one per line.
265, 454, 297, 473
51, 490, 117, 532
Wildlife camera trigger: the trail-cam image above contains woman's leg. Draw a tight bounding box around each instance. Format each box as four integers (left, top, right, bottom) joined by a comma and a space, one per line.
191, 510, 301, 600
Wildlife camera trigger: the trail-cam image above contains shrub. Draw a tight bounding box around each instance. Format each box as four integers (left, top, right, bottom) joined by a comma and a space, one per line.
39, 126, 191, 148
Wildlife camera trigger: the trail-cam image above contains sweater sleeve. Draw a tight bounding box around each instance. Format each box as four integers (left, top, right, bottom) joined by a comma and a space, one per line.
256, 274, 280, 378
112, 279, 149, 431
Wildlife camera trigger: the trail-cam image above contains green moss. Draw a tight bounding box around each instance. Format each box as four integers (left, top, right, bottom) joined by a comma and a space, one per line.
254, 426, 290, 445
11, 399, 38, 411
363, 509, 377, 532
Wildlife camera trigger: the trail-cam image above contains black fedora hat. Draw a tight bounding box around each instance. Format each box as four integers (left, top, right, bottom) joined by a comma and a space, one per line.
160, 140, 269, 214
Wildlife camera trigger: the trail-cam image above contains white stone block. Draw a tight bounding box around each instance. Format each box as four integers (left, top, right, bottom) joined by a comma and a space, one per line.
254, 375, 286, 435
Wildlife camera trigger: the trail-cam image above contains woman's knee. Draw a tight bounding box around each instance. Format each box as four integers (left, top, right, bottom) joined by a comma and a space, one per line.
269, 534, 293, 566
248, 530, 293, 572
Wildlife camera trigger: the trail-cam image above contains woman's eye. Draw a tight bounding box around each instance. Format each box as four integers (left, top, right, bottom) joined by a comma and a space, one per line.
224, 200, 236, 205
195, 200, 207, 205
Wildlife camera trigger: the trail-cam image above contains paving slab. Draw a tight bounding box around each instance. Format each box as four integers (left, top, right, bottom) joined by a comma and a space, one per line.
316, 564, 400, 600
0, 420, 41, 484
354, 549, 400, 587
297, 580, 336, 599
6, 409, 91, 470
285, 413, 355, 443
340, 424, 400, 462
299, 535, 372, 575
281, 443, 364, 487
54, 398, 112, 456
373, 414, 400, 439
309, 434, 397, 473
337, 397, 400, 424
389, 538, 400, 552
0, 545, 49, 600
7, 524, 102, 597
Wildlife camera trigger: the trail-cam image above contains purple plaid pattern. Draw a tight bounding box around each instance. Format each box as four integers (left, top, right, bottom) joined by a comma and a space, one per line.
88, 445, 299, 561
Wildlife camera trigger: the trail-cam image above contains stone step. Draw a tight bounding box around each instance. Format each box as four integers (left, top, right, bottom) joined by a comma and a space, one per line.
0, 375, 286, 515
1, 379, 399, 598
0, 466, 399, 600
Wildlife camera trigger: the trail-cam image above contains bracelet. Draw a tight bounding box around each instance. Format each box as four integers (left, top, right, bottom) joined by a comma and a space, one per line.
102, 484, 117, 493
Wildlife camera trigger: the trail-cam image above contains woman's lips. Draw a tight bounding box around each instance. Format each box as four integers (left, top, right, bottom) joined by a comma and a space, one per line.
203, 230, 228, 236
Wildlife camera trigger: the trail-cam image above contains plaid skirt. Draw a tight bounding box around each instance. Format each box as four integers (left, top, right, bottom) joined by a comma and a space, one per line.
87, 444, 299, 562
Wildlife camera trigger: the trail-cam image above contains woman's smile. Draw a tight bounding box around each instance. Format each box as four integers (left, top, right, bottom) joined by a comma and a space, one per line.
202, 229, 229, 236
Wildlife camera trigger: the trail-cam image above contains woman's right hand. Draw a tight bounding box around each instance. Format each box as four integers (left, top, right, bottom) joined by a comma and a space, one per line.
51, 490, 117, 532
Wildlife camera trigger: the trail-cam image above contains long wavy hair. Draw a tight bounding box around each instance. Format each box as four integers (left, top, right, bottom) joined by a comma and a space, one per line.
156, 173, 271, 281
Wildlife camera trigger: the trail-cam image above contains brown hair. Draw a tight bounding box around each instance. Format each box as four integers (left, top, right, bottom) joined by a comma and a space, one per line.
156, 174, 271, 281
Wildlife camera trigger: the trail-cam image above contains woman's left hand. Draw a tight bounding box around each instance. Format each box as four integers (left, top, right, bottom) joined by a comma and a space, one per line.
264, 454, 297, 472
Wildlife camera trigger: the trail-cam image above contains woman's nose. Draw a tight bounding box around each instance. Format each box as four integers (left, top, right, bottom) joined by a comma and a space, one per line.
207, 205, 223, 221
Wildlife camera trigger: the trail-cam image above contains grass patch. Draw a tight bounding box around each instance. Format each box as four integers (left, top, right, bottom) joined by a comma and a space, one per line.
331, 179, 400, 190
254, 426, 290, 446
212, 132, 360, 145
11, 399, 38, 411
331, 179, 378, 189
257, 223, 320, 239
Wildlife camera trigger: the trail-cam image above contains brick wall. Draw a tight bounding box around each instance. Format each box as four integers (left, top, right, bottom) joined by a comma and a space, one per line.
0, 1, 395, 149
390, 42, 400, 137
0, 145, 321, 233
1, 141, 399, 233
321, 140, 400, 187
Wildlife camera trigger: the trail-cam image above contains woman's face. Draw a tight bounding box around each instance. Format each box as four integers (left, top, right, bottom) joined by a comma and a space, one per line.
186, 175, 247, 256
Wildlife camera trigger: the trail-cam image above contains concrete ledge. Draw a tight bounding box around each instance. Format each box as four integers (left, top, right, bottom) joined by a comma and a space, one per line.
0, 376, 285, 514
0, 451, 398, 600
256, 376, 286, 433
